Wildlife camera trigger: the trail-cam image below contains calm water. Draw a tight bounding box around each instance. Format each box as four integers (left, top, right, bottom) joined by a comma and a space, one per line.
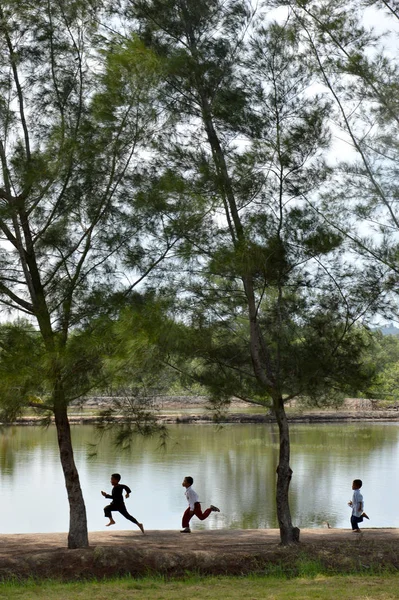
0, 422, 396, 534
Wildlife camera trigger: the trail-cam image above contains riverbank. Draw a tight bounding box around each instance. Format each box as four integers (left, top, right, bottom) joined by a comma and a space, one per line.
7, 396, 399, 425
1, 528, 398, 580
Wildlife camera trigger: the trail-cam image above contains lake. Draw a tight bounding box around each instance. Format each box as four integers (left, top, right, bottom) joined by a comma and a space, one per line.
0, 422, 395, 534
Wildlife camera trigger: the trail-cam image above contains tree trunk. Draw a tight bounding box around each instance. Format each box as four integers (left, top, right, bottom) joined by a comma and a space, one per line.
54, 404, 89, 549
192, 47, 298, 547
274, 396, 300, 545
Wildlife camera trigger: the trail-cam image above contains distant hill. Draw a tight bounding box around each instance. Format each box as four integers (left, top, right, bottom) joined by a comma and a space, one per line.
376, 324, 399, 336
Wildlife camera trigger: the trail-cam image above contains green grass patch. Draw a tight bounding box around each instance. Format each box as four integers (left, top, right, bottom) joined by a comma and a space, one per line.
2, 574, 399, 600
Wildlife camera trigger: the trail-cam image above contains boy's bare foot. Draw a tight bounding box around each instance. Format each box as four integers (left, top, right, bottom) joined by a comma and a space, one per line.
106, 519, 115, 527
352, 529, 361, 533
180, 527, 191, 533
138, 523, 145, 534
210, 505, 220, 512
362, 512, 370, 520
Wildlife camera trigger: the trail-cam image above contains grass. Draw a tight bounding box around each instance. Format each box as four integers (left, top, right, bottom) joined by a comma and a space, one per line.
2, 573, 399, 600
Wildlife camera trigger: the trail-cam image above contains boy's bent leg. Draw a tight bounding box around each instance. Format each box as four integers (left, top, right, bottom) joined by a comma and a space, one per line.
118, 505, 139, 525
104, 504, 116, 526
193, 502, 212, 521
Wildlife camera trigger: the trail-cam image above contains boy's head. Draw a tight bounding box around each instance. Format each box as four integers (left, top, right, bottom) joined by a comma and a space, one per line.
111, 473, 121, 486
352, 479, 362, 490
182, 476, 193, 488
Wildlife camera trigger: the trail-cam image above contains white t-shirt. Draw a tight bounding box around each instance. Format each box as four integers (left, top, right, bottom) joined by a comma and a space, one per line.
185, 486, 199, 510
352, 489, 364, 517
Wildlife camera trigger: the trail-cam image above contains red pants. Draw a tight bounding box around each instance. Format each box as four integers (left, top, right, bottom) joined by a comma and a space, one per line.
182, 502, 212, 528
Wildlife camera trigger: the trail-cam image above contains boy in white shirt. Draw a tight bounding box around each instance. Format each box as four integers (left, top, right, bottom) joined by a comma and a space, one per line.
348, 479, 369, 533
181, 476, 220, 533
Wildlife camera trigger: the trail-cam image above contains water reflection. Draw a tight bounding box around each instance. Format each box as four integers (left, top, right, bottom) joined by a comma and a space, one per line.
0, 422, 394, 533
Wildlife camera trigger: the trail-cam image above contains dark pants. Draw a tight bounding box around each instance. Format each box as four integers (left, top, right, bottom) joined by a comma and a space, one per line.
351, 515, 363, 530
104, 503, 139, 525
182, 502, 212, 528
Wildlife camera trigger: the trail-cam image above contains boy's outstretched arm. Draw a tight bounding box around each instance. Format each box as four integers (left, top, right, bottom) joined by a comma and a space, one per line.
101, 491, 112, 498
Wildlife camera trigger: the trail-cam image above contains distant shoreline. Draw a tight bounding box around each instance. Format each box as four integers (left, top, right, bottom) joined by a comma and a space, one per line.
3, 395, 399, 426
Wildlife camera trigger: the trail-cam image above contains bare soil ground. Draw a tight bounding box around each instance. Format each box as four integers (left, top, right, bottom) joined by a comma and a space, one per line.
1, 528, 398, 580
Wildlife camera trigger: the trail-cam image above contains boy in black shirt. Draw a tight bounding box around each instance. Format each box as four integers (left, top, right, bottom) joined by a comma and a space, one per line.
101, 473, 144, 533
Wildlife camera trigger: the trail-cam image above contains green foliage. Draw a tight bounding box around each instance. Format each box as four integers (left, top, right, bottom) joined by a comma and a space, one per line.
161, 301, 376, 411
0, 321, 48, 421
93, 36, 160, 123
0, 302, 174, 443
86, 298, 176, 450
361, 333, 399, 402
0, 317, 117, 420
369, 362, 399, 402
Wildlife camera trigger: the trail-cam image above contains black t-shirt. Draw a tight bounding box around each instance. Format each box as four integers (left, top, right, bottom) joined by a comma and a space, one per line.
106, 484, 131, 505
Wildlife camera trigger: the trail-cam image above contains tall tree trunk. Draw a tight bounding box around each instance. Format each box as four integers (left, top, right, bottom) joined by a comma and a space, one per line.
54, 404, 89, 549
274, 396, 300, 544
196, 62, 299, 547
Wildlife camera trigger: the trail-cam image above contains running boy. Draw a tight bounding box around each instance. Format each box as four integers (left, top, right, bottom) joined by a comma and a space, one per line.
348, 479, 369, 533
181, 476, 220, 533
101, 473, 144, 533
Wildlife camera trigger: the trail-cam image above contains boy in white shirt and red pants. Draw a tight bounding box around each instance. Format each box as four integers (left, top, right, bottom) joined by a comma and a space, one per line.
181, 476, 220, 533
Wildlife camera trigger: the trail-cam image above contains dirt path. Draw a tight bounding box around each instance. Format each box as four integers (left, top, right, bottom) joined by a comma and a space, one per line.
0, 528, 398, 580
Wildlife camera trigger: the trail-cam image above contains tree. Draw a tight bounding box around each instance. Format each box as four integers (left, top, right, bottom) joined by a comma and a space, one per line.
123, 0, 375, 544
0, 0, 165, 547
286, 0, 399, 319
359, 331, 399, 401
